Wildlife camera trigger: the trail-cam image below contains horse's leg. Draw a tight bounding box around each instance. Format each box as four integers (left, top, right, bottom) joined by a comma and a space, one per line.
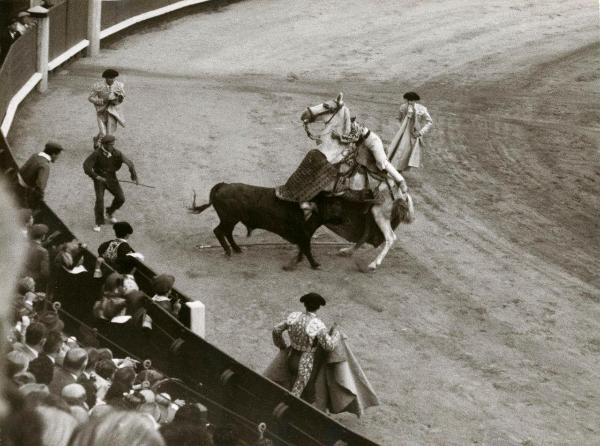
367, 203, 396, 271
213, 223, 232, 256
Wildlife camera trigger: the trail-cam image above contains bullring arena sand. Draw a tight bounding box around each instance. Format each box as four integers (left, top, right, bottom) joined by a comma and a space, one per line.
7, 1, 600, 444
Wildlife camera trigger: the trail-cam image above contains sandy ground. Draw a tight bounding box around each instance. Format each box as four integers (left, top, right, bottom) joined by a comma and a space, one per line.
8, 1, 600, 444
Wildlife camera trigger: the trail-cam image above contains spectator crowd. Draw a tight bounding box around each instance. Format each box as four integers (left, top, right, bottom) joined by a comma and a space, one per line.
0, 2, 56, 63
2, 207, 272, 446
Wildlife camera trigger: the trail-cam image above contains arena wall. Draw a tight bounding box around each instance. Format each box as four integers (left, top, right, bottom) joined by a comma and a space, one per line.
0, 2, 379, 445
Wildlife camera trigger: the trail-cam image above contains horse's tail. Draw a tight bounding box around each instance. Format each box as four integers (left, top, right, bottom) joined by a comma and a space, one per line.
403, 193, 415, 223
188, 183, 225, 214
393, 192, 415, 224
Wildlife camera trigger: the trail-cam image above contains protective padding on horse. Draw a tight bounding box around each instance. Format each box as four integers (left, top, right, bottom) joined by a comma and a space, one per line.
276, 150, 338, 202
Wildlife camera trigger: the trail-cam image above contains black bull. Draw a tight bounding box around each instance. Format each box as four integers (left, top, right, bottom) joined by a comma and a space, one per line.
189, 182, 409, 270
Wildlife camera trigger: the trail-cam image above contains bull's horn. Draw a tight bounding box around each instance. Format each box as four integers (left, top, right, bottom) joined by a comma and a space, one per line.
336, 92, 344, 105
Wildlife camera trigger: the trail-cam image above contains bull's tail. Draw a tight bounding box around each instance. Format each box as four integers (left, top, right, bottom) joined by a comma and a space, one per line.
188, 183, 226, 214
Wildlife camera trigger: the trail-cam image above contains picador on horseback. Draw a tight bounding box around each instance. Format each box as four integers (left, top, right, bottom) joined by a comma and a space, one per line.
275, 93, 408, 220
190, 93, 414, 271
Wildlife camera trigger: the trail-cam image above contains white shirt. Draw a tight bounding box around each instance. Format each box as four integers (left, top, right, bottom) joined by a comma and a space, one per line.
38, 152, 51, 162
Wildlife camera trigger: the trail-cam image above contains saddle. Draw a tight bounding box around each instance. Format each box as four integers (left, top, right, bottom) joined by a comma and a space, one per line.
275, 145, 388, 204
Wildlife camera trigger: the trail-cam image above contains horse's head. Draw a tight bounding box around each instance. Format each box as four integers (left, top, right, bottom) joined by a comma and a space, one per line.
301, 93, 347, 124
300, 93, 352, 157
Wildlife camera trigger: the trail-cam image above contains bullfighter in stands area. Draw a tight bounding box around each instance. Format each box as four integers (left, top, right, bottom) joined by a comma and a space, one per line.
88, 68, 125, 149
18, 142, 63, 209
83, 135, 138, 232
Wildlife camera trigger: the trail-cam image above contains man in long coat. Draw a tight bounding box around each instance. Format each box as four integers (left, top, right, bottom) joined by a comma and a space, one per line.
388, 91, 433, 171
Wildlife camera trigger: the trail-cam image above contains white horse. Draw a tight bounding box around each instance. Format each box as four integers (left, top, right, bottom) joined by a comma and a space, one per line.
299, 93, 414, 271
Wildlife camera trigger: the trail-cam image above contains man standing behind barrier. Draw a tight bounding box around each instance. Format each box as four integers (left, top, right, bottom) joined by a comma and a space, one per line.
83, 135, 138, 232
89, 68, 125, 148
18, 142, 63, 208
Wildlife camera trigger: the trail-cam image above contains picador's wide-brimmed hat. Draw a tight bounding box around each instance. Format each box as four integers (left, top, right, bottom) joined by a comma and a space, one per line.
300, 292, 326, 307
102, 68, 119, 78
403, 91, 420, 101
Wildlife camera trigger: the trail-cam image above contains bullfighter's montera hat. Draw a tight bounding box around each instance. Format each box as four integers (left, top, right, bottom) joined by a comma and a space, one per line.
300, 292, 326, 307
102, 68, 119, 78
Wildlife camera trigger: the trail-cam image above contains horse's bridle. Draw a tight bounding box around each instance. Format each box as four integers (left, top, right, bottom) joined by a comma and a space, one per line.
303, 101, 343, 141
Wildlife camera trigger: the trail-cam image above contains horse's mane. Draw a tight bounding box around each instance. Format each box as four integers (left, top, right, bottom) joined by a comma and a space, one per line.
339, 105, 352, 136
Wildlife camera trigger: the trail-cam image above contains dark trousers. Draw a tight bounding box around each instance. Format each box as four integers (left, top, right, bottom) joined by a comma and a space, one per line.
94, 177, 125, 225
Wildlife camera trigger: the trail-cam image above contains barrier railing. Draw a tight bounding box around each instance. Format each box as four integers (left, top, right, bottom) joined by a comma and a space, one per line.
0, 2, 380, 445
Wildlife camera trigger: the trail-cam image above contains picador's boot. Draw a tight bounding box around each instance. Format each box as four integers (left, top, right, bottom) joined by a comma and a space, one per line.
300, 202, 316, 221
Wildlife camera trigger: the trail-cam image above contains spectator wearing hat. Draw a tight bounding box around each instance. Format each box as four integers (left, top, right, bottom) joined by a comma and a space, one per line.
388, 91, 433, 172
49, 347, 88, 396
12, 321, 47, 362
16, 11, 33, 33
18, 141, 64, 208
89, 68, 126, 147
151, 274, 181, 316
83, 136, 138, 232
98, 221, 144, 273
271, 293, 340, 397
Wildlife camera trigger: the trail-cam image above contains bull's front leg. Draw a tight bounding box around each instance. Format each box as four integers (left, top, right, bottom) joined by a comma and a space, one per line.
338, 216, 370, 257
300, 240, 320, 269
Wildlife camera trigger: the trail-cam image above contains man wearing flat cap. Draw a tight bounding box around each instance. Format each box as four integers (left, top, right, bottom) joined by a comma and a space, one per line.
21, 224, 50, 289
271, 293, 340, 397
83, 135, 138, 231
89, 68, 125, 148
18, 141, 63, 208
98, 221, 144, 273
